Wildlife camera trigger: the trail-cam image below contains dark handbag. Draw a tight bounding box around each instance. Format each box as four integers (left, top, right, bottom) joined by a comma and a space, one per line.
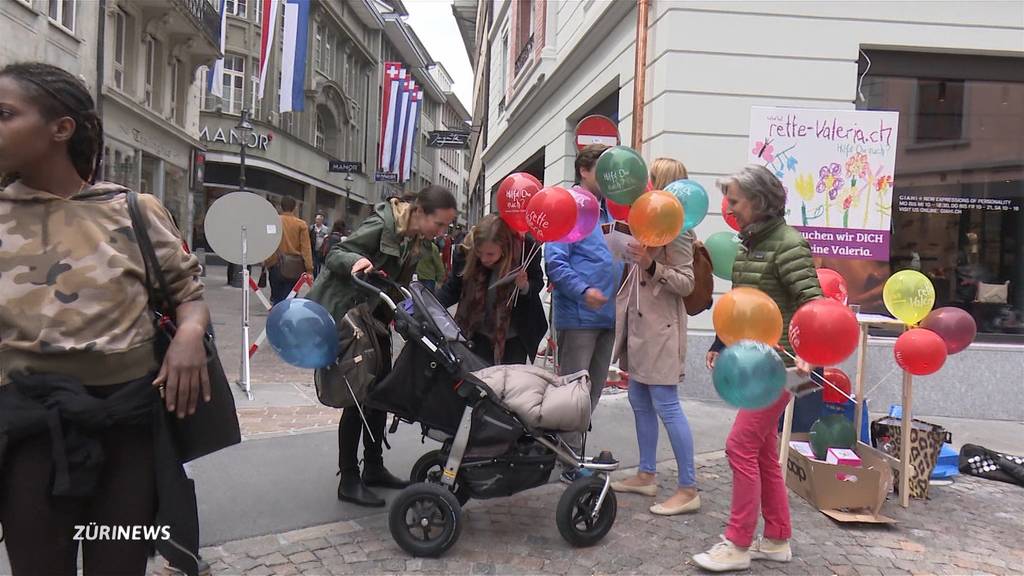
127, 192, 241, 463
278, 252, 306, 280
314, 303, 388, 408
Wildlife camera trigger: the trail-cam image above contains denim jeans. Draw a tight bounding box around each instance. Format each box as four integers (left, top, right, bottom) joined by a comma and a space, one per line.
627, 379, 696, 488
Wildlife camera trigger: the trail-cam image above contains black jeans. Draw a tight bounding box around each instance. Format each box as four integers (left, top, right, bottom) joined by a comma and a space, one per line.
269, 265, 298, 305
0, 385, 156, 576
337, 328, 393, 474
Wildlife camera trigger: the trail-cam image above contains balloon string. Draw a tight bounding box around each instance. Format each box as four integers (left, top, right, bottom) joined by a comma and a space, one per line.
776, 348, 857, 404
617, 264, 637, 297
863, 365, 900, 400
506, 241, 542, 308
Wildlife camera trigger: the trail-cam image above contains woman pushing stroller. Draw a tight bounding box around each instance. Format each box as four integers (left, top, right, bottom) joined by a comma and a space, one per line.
309, 186, 458, 508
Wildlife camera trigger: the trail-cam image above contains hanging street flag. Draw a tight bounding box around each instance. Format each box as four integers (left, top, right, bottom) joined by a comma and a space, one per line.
257, 0, 280, 99
378, 62, 406, 174
390, 79, 414, 175
280, 0, 310, 113
207, 0, 228, 97
401, 89, 423, 182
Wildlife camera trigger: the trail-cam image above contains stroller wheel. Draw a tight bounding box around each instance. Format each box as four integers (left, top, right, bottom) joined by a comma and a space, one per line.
410, 449, 471, 505
556, 476, 617, 547
389, 483, 463, 557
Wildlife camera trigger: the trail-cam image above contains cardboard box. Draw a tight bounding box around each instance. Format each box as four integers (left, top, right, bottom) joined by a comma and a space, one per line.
826, 448, 862, 468
785, 433, 896, 523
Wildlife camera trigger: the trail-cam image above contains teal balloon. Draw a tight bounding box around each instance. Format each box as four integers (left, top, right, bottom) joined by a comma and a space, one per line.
809, 414, 857, 460
665, 179, 709, 232
706, 231, 741, 280
712, 340, 786, 409
595, 146, 648, 206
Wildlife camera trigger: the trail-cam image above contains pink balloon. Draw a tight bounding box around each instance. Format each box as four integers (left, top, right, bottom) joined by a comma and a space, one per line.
921, 307, 977, 355
561, 186, 600, 243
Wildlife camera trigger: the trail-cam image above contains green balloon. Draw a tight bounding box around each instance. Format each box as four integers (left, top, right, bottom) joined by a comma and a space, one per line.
595, 146, 648, 205
705, 231, 741, 281
809, 414, 857, 460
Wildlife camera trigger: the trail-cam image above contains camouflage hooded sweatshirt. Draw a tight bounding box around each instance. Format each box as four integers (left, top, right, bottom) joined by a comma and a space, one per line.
0, 181, 203, 386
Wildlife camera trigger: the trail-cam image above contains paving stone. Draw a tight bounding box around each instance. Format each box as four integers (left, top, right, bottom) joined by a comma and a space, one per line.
287, 551, 317, 564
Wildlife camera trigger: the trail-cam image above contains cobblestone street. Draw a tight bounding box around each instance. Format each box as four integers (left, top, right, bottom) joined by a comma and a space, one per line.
154, 452, 1024, 576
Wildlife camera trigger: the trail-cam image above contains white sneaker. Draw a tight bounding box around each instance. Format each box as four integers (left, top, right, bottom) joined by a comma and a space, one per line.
749, 536, 792, 562
692, 538, 751, 572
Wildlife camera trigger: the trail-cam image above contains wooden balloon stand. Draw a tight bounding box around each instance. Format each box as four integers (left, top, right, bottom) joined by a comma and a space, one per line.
779, 314, 916, 508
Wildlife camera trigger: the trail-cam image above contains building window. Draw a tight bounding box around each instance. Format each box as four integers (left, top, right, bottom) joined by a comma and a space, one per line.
499, 32, 509, 96
226, 0, 247, 18
223, 54, 246, 114
314, 114, 325, 151
324, 31, 334, 77
48, 0, 76, 33
197, 65, 216, 111
915, 79, 966, 143
143, 36, 156, 108
250, 75, 259, 119
314, 22, 323, 71
853, 50, 1024, 339
112, 9, 127, 90
169, 58, 180, 122
254, 0, 262, 23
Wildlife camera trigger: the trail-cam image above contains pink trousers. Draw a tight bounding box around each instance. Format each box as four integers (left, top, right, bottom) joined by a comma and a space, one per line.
724, 392, 793, 548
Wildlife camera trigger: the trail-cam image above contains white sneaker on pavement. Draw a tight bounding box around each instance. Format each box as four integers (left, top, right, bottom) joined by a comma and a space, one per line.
749, 536, 793, 562
692, 537, 751, 572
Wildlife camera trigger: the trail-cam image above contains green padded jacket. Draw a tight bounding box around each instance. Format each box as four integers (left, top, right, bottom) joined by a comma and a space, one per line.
730, 217, 823, 361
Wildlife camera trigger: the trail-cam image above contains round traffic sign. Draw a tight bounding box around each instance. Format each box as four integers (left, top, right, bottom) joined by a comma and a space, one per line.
575, 115, 620, 151
204, 191, 283, 264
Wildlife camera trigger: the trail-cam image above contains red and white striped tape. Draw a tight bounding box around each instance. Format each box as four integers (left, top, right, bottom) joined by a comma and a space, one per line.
248, 273, 314, 359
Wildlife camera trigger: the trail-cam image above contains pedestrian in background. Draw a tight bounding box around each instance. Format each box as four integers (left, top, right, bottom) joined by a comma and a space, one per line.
309, 185, 457, 508
264, 196, 313, 304
694, 165, 822, 572
309, 213, 329, 277
436, 214, 547, 365
416, 240, 446, 294
611, 158, 700, 516
544, 144, 623, 483
0, 62, 211, 576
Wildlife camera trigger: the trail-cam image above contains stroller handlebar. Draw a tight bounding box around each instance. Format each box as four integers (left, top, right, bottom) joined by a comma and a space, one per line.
352, 271, 408, 312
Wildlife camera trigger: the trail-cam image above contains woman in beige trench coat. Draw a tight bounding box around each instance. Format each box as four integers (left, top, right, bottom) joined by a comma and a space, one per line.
610, 158, 700, 516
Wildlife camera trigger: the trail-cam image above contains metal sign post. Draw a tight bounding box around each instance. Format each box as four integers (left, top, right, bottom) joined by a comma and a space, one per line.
239, 226, 253, 399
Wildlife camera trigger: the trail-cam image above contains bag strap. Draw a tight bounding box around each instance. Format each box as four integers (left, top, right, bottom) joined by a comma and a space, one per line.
127, 191, 177, 312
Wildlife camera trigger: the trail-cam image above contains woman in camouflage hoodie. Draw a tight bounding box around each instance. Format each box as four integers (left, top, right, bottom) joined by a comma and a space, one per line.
0, 63, 210, 575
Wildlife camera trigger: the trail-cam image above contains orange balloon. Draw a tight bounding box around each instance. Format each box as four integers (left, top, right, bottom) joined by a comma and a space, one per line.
713, 287, 784, 346
627, 190, 684, 247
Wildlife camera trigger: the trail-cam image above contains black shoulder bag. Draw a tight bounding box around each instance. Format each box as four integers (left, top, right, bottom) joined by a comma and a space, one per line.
127, 192, 241, 462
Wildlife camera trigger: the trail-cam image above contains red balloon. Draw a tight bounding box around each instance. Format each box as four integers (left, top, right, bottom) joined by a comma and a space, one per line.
525, 186, 577, 242
608, 198, 631, 221
722, 196, 741, 231
497, 173, 542, 234
817, 268, 849, 305
645, 180, 654, 192
894, 328, 948, 376
821, 367, 852, 404
788, 299, 860, 367
920, 307, 977, 355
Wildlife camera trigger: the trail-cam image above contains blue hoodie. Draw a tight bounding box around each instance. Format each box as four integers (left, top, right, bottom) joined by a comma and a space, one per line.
544, 202, 623, 331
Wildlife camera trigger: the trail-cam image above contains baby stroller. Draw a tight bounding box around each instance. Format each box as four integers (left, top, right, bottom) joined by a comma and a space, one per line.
351, 272, 620, 557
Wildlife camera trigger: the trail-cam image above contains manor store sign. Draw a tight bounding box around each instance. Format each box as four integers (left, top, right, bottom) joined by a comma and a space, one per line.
200, 125, 272, 151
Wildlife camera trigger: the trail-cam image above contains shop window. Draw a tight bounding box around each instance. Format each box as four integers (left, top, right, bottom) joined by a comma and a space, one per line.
852, 51, 1024, 339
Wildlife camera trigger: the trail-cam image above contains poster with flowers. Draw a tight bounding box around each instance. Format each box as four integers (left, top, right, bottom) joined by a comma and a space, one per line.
747, 107, 899, 261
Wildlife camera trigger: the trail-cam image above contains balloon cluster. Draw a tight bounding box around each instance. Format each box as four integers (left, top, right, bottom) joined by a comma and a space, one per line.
711, 285, 861, 410
882, 269, 976, 375
497, 146, 714, 249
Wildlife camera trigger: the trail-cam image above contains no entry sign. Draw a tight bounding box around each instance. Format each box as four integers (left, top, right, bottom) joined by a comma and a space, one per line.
575, 115, 620, 150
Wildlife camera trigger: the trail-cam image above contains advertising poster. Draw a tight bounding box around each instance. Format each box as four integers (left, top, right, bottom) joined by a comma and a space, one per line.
747, 107, 900, 261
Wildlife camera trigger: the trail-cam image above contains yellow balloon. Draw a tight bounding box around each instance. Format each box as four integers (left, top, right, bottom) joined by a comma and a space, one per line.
713, 287, 784, 346
883, 270, 935, 325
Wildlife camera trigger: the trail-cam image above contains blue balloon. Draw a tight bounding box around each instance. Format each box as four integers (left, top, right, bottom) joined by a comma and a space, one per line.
665, 179, 709, 232
266, 298, 339, 369
713, 340, 786, 409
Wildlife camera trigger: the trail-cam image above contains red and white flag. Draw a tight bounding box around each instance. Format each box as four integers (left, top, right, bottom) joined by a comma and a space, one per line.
257, 0, 281, 99
378, 62, 406, 173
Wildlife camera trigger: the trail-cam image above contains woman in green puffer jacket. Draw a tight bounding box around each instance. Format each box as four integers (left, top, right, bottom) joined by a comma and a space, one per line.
694, 165, 822, 572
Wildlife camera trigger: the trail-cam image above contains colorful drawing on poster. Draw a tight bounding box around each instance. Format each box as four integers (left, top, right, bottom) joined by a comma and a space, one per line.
748, 107, 899, 261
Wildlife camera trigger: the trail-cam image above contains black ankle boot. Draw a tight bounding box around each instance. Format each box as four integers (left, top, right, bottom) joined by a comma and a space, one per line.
337, 473, 385, 507
362, 465, 410, 489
